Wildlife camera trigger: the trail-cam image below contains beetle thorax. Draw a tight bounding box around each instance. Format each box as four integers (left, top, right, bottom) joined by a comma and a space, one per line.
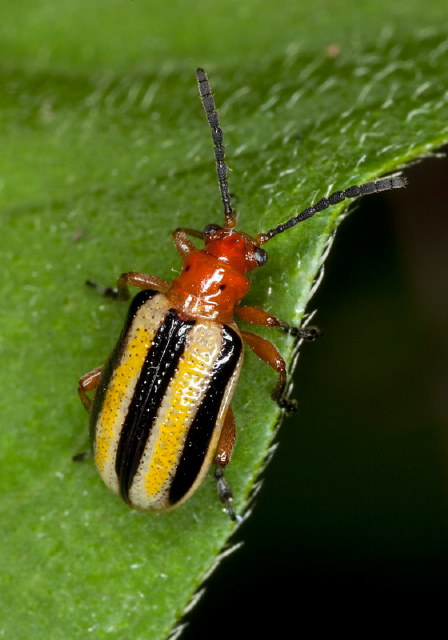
166, 230, 257, 323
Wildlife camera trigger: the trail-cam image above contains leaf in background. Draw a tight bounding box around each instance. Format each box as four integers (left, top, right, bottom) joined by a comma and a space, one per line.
1, 1, 447, 638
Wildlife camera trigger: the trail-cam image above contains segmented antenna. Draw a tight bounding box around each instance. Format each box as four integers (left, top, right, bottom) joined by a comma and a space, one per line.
196, 68, 236, 228
256, 176, 407, 244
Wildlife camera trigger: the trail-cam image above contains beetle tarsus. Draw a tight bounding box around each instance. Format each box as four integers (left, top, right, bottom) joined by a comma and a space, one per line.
215, 466, 238, 521
279, 323, 322, 340
86, 279, 119, 299
276, 396, 298, 416
86, 279, 131, 301
72, 450, 91, 462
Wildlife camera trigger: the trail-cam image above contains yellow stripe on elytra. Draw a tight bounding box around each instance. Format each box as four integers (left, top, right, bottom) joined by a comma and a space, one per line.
95, 325, 153, 472
143, 330, 219, 497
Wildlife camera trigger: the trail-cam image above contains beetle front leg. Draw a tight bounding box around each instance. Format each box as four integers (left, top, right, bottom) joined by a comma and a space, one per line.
78, 365, 103, 411
172, 228, 204, 259
236, 305, 321, 340
241, 330, 297, 415
214, 408, 238, 521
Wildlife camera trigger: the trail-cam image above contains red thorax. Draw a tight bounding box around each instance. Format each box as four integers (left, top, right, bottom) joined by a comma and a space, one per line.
167, 228, 263, 323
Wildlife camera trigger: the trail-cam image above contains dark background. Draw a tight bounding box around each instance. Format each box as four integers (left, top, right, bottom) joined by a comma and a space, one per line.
182, 148, 448, 635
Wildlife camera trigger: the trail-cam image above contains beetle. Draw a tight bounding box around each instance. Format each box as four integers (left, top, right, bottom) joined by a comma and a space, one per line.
78, 68, 406, 520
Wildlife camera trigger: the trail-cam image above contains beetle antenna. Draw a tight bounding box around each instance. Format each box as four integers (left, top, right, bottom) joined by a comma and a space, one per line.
255, 176, 407, 244
196, 68, 236, 229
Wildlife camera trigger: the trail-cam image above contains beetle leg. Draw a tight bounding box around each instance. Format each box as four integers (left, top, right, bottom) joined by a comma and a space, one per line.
215, 407, 236, 467
214, 408, 238, 521
116, 272, 169, 299
215, 467, 238, 521
172, 228, 204, 259
236, 305, 321, 340
87, 272, 169, 301
78, 366, 103, 411
241, 330, 297, 415
73, 450, 92, 462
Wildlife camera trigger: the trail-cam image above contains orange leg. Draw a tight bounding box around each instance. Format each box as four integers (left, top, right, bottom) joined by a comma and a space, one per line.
87, 271, 169, 301
241, 330, 297, 415
214, 408, 238, 521
78, 366, 103, 411
215, 407, 236, 467
172, 228, 204, 259
236, 305, 321, 340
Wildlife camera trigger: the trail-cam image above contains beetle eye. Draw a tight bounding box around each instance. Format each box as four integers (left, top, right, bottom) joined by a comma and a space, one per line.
254, 246, 268, 266
203, 224, 222, 235
254, 247, 268, 267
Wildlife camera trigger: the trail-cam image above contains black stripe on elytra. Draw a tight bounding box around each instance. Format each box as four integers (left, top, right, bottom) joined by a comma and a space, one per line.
168, 324, 242, 506
116, 308, 196, 504
89, 288, 159, 444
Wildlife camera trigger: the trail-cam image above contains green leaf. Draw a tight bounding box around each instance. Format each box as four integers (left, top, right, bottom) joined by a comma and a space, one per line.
1, 1, 447, 638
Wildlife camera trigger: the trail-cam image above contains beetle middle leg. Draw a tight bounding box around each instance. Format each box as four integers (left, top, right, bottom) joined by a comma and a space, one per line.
241, 330, 297, 415
214, 408, 238, 521
87, 272, 169, 301
235, 305, 321, 340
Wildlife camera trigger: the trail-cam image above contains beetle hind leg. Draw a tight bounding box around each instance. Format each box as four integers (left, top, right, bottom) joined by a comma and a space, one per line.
214, 467, 238, 521
214, 408, 239, 521
271, 371, 298, 416
78, 365, 103, 411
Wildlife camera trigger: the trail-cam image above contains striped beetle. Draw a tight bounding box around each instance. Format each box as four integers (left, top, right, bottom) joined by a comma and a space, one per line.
78, 68, 406, 520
